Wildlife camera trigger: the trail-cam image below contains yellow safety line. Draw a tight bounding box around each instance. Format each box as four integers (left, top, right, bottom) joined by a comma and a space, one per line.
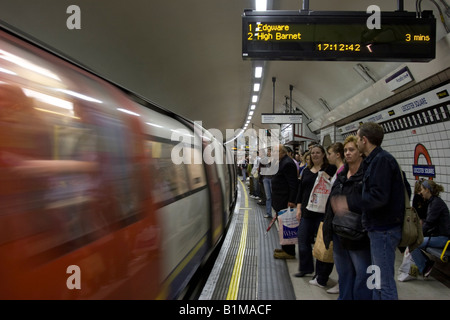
226, 179, 249, 300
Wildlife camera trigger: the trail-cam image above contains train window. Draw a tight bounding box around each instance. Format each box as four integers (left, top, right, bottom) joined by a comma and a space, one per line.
145, 140, 190, 205
186, 147, 207, 190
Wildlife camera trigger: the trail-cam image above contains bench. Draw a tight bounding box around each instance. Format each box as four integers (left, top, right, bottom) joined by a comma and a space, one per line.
425, 240, 450, 262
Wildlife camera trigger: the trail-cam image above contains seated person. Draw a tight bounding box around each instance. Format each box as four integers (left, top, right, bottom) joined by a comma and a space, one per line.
410, 180, 450, 277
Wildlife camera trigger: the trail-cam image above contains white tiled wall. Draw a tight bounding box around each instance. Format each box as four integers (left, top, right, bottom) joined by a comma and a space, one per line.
382, 120, 450, 205
320, 109, 450, 207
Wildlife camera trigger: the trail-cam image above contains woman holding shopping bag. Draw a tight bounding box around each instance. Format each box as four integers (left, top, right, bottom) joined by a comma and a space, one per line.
295, 144, 336, 288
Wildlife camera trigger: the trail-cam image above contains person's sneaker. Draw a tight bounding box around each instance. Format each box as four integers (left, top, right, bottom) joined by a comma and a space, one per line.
423, 260, 435, 277
273, 250, 295, 259
264, 214, 272, 218
326, 283, 339, 294
274, 248, 283, 253
309, 277, 325, 288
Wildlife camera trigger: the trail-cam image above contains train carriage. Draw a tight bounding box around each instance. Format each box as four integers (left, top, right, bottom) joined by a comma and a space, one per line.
0, 23, 237, 299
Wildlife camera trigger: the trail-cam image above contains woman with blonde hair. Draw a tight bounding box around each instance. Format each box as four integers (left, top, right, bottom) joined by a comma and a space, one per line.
323, 135, 372, 299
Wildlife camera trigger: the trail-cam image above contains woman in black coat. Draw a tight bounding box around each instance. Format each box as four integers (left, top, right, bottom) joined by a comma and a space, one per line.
323, 135, 372, 300
410, 180, 450, 277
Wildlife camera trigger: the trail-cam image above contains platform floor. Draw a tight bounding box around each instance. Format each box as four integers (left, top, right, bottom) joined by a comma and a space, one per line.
200, 179, 450, 300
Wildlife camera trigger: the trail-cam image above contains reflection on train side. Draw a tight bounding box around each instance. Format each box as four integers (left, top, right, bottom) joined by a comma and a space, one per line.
0, 27, 236, 299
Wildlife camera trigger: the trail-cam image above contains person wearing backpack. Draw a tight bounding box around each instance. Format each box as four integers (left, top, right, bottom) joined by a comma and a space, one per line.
356, 122, 404, 300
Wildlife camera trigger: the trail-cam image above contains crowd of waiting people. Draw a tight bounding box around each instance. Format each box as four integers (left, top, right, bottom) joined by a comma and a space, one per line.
238, 122, 450, 300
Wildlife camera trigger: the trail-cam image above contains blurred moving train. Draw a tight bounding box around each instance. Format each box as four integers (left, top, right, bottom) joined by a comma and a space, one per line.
0, 23, 238, 299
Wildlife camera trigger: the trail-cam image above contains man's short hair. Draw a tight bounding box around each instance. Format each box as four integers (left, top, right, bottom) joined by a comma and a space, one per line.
284, 146, 293, 154
358, 122, 384, 146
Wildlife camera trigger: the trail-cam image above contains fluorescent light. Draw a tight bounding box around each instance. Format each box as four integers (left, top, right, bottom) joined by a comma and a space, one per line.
34, 107, 79, 119
56, 89, 102, 103
253, 83, 260, 91
23, 88, 73, 110
146, 122, 163, 128
252, 95, 258, 103
0, 67, 16, 75
255, 67, 263, 78
255, 0, 267, 11
250, 105, 256, 110
0, 49, 61, 81
247, 116, 252, 120
249, 111, 254, 116
117, 108, 140, 116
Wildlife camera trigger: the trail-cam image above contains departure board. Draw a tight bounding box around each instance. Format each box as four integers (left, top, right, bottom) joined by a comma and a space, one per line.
242, 10, 436, 61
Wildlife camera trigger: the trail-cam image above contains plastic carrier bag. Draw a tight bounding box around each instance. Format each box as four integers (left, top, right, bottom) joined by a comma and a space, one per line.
306, 171, 332, 214
277, 207, 299, 245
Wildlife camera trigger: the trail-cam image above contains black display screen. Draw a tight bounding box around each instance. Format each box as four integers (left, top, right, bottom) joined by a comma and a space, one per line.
242, 10, 436, 62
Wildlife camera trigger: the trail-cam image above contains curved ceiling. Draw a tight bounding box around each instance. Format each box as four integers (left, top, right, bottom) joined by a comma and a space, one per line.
0, 0, 449, 139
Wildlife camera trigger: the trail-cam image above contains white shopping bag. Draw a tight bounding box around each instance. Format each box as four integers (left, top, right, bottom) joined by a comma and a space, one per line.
306, 171, 332, 213
277, 207, 299, 245
397, 247, 418, 282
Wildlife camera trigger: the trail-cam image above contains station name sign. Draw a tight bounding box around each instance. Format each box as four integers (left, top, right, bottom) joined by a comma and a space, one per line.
261, 113, 302, 124
412, 164, 435, 178
242, 10, 436, 62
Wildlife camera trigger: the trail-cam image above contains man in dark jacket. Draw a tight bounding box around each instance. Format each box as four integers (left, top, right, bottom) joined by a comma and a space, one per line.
271, 144, 298, 259
356, 122, 405, 300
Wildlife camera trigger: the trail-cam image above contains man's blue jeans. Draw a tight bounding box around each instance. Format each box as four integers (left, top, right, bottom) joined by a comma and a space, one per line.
368, 225, 402, 300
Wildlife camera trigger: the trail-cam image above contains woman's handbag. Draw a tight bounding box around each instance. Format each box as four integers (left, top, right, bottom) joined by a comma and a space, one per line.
306, 171, 332, 213
313, 222, 334, 263
398, 186, 424, 251
397, 165, 424, 252
332, 211, 367, 241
